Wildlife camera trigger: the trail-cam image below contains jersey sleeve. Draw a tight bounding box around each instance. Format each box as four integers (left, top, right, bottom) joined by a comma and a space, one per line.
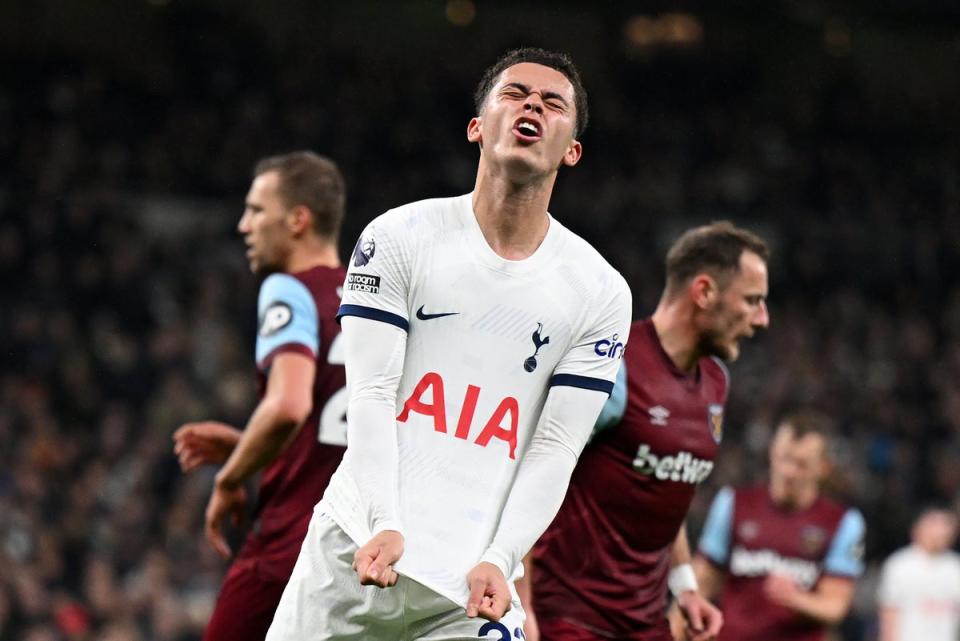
591, 361, 627, 440
255, 273, 319, 369
876, 553, 904, 607
823, 508, 866, 578
697, 486, 735, 566
550, 275, 632, 396
337, 213, 412, 332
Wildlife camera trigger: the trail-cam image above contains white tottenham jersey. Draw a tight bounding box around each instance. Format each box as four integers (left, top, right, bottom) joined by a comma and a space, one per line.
878, 545, 960, 641
321, 192, 631, 605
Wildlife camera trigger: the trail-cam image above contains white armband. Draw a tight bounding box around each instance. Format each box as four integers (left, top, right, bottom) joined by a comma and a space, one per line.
668, 563, 699, 597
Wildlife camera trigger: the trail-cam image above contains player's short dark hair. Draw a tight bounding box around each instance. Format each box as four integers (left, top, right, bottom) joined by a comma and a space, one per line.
664, 221, 769, 295
778, 411, 832, 440
474, 47, 589, 138
254, 151, 345, 239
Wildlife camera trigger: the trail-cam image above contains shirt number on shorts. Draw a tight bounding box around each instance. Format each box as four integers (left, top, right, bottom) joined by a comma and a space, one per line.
479, 621, 522, 640
318, 332, 347, 446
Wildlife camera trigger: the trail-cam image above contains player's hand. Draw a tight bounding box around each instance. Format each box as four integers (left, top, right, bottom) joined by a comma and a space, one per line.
173, 421, 241, 472
353, 530, 404, 588
763, 573, 801, 609
204, 480, 248, 560
676, 590, 723, 641
523, 605, 540, 641
465, 562, 513, 622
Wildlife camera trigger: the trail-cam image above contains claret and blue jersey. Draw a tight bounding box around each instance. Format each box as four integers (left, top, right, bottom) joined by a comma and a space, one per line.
247, 265, 347, 567
533, 318, 729, 636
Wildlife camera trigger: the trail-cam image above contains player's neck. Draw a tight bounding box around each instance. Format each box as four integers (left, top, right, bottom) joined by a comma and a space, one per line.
471, 165, 555, 260
283, 238, 340, 273
770, 484, 819, 511
651, 303, 701, 372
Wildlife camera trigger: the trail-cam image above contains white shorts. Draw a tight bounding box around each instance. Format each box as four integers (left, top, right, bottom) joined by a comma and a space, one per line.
266, 510, 526, 641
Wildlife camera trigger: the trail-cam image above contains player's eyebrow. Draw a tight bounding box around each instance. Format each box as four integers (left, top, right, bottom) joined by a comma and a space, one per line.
502, 82, 569, 106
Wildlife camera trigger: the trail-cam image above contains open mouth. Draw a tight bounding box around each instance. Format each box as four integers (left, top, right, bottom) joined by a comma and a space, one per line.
513, 117, 542, 142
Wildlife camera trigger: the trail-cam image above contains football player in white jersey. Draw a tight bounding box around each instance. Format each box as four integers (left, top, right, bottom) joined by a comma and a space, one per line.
265, 48, 632, 641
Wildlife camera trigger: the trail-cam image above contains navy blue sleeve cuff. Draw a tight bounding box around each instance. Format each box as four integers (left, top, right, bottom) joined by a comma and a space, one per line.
336, 304, 409, 332
549, 374, 615, 396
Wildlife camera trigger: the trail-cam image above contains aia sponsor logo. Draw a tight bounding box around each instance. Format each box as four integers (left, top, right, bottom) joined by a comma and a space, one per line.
397, 372, 520, 459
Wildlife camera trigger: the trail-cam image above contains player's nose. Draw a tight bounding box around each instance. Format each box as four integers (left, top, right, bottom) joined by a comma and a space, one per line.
237, 211, 251, 234
523, 94, 544, 115
753, 301, 770, 329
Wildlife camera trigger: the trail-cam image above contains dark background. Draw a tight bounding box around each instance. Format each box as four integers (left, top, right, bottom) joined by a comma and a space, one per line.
2, 1, 960, 639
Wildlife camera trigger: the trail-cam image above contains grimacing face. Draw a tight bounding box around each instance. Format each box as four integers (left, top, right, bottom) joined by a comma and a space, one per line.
769, 425, 828, 507
237, 171, 293, 275
467, 62, 582, 182
699, 250, 769, 362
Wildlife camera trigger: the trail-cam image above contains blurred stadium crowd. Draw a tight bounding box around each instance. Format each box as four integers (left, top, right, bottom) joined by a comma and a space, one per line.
2, 4, 959, 640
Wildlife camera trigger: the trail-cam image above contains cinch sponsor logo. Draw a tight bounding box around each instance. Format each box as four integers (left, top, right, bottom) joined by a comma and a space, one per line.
346, 273, 380, 293
632, 443, 714, 484
729, 546, 819, 589
594, 333, 625, 359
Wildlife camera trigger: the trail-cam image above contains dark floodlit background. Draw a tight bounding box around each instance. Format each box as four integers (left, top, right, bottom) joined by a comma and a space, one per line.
2, 1, 959, 639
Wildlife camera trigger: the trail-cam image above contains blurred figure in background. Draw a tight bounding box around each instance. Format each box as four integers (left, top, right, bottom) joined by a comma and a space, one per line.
173, 151, 349, 641
688, 412, 865, 641
877, 508, 960, 641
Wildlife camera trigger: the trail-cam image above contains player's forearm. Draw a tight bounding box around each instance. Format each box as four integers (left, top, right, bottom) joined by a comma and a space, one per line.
215, 398, 303, 488
341, 316, 406, 534
692, 555, 723, 602
516, 552, 535, 611
878, 608, 899, 641
784, 586, 852, 626
481, 387, 607, 578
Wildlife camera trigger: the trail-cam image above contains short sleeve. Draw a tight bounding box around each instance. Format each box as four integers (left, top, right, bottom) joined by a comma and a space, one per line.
255, 274, 318, 369
823, 508, 866, 578
337, 213, 412, 332
876, 553, 903, 606
698, 486, 735, 566
591, 362, 628, 439
550, 276, 632, 396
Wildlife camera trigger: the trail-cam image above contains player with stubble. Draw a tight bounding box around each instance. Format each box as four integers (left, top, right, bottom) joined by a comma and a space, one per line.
173, 152, 349, 641
691, 412, 865, 641
523, 222, 770, 641
265, 48, 632, 641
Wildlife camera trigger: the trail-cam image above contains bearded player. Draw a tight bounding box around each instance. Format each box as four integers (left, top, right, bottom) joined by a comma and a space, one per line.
173, 152, 348, 641
691, 413, 865, 641
524, 222, 770, 641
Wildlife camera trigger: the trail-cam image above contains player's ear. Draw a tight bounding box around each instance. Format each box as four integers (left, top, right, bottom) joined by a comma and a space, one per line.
287, 205, 312, 237
561, 139, 582, 167
467, 117, 482, 145
690, 274, 718, 310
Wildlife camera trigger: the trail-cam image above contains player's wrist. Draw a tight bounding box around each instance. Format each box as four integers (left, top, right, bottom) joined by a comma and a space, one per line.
214, 470, 243, 491
668, 563, 699, 597
478, 549, 511, 580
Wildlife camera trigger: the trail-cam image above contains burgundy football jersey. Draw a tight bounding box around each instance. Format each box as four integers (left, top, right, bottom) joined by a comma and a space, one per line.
533, 318, 729, 637
243, 265, 347, 573
698, 485, 865, 641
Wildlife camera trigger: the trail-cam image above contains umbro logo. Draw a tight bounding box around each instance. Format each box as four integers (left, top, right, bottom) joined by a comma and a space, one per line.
649, 405, 670, 426
416, 305, 458, 321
